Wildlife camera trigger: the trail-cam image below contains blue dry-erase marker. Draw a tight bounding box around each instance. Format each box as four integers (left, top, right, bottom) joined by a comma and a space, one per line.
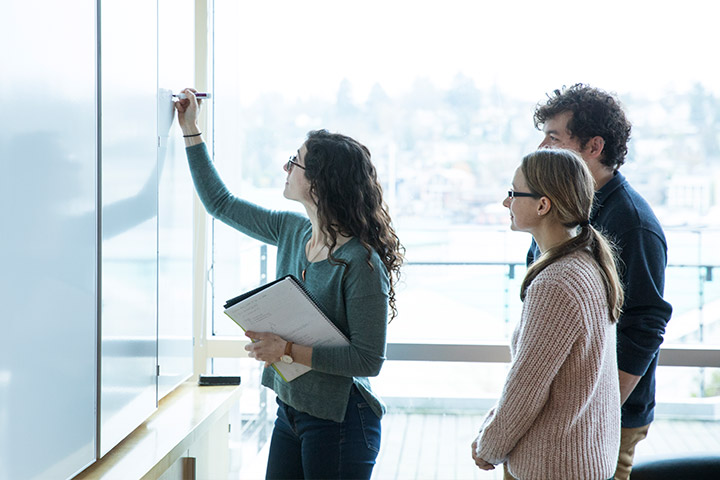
172, 92, 212, 100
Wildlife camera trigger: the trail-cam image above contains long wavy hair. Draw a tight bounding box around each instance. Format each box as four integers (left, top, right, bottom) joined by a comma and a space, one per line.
303, 130, 404, 320
519, 149, 624, 322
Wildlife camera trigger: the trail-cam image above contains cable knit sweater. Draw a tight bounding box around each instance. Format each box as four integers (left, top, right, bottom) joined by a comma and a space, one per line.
476, 251, 621, 480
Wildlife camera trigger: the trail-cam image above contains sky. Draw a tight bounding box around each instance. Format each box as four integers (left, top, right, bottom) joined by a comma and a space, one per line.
217, 0, 720, 104
4, 0, 718, 103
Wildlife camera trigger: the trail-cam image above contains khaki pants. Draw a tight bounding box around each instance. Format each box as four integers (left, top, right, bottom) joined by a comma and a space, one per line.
501, 424, 650, 480
614, 424, 650, 480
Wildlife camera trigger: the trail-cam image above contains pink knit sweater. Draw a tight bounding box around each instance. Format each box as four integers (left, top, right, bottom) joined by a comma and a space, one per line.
476, 251, 621, 480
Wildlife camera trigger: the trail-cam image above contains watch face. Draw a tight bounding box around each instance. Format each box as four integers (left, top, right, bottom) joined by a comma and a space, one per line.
281, 354, 293, 364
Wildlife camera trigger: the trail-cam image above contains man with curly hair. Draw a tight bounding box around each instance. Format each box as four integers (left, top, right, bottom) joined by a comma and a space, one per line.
527, 84, 673, 480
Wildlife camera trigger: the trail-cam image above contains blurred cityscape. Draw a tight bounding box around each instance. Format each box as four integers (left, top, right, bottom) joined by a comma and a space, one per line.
214, 79, 720, 478
210, 4, 720, 476
213, 77, 720, 397
216, 77, 720, 234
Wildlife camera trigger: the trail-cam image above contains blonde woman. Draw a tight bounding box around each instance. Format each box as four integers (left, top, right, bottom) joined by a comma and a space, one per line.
472, 149, 623, 480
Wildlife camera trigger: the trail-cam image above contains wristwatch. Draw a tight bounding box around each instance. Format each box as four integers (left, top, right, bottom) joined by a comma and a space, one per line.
280, 341, 294, 364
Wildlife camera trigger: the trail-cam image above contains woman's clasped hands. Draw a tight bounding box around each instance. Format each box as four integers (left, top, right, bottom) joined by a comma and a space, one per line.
471, 436, 495, 471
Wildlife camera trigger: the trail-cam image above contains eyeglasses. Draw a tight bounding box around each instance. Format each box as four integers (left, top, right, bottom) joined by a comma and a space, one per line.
507, 190, 541, 198
285, 155, 306, 172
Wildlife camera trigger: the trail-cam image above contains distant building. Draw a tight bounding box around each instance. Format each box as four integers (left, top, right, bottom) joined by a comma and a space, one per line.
667, 174, 714, 215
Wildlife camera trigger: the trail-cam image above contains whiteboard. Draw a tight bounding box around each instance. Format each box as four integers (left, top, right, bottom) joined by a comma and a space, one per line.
0, 1, 97, 478
157, 0, 195, 401
0, 0, 197, 474
99, 0, 159, 457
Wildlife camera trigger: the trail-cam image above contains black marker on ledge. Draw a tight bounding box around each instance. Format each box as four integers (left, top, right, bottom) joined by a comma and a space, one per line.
198, 374, 241, 386
173, 92, 212, 100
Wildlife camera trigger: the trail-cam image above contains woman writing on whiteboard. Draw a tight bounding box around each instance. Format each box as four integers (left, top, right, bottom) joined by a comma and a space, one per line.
471, 149, 623, 480
175, 89, 403, 479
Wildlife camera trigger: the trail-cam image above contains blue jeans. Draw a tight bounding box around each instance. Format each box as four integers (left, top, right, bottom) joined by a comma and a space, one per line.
265, 386, 381, 479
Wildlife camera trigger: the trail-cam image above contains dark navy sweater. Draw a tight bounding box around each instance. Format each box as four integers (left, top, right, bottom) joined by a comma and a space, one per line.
527, 171, 673, 428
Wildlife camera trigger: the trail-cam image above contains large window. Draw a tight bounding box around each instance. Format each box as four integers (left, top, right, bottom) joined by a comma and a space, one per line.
208, 0, 720, 475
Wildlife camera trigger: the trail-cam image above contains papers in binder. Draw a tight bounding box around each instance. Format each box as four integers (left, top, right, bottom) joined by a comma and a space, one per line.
224, 275, 349, 382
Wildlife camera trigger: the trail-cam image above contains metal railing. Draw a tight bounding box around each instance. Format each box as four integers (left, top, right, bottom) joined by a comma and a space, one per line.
208, 255, 720, 367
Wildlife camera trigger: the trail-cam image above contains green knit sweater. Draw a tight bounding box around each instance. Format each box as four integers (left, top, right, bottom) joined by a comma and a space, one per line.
186, 143, 389, 421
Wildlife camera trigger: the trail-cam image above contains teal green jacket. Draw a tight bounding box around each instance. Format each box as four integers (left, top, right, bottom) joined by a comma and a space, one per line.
187, 143, 388, 421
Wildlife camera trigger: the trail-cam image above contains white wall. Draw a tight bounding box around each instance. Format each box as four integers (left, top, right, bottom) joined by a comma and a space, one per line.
0, 1, 98, 478
0, 0, 196, 476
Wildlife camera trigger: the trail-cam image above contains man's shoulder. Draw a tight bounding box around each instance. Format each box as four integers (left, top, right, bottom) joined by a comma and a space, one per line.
595, 174, 664, 238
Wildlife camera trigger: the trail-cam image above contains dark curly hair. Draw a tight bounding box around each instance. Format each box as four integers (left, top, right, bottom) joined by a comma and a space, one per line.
303, 130, 404, 320
533, 84, 632, 170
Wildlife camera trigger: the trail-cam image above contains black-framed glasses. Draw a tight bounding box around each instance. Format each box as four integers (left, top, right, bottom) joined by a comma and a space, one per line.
285, 155, 306, 172
507, 190, 541, 198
